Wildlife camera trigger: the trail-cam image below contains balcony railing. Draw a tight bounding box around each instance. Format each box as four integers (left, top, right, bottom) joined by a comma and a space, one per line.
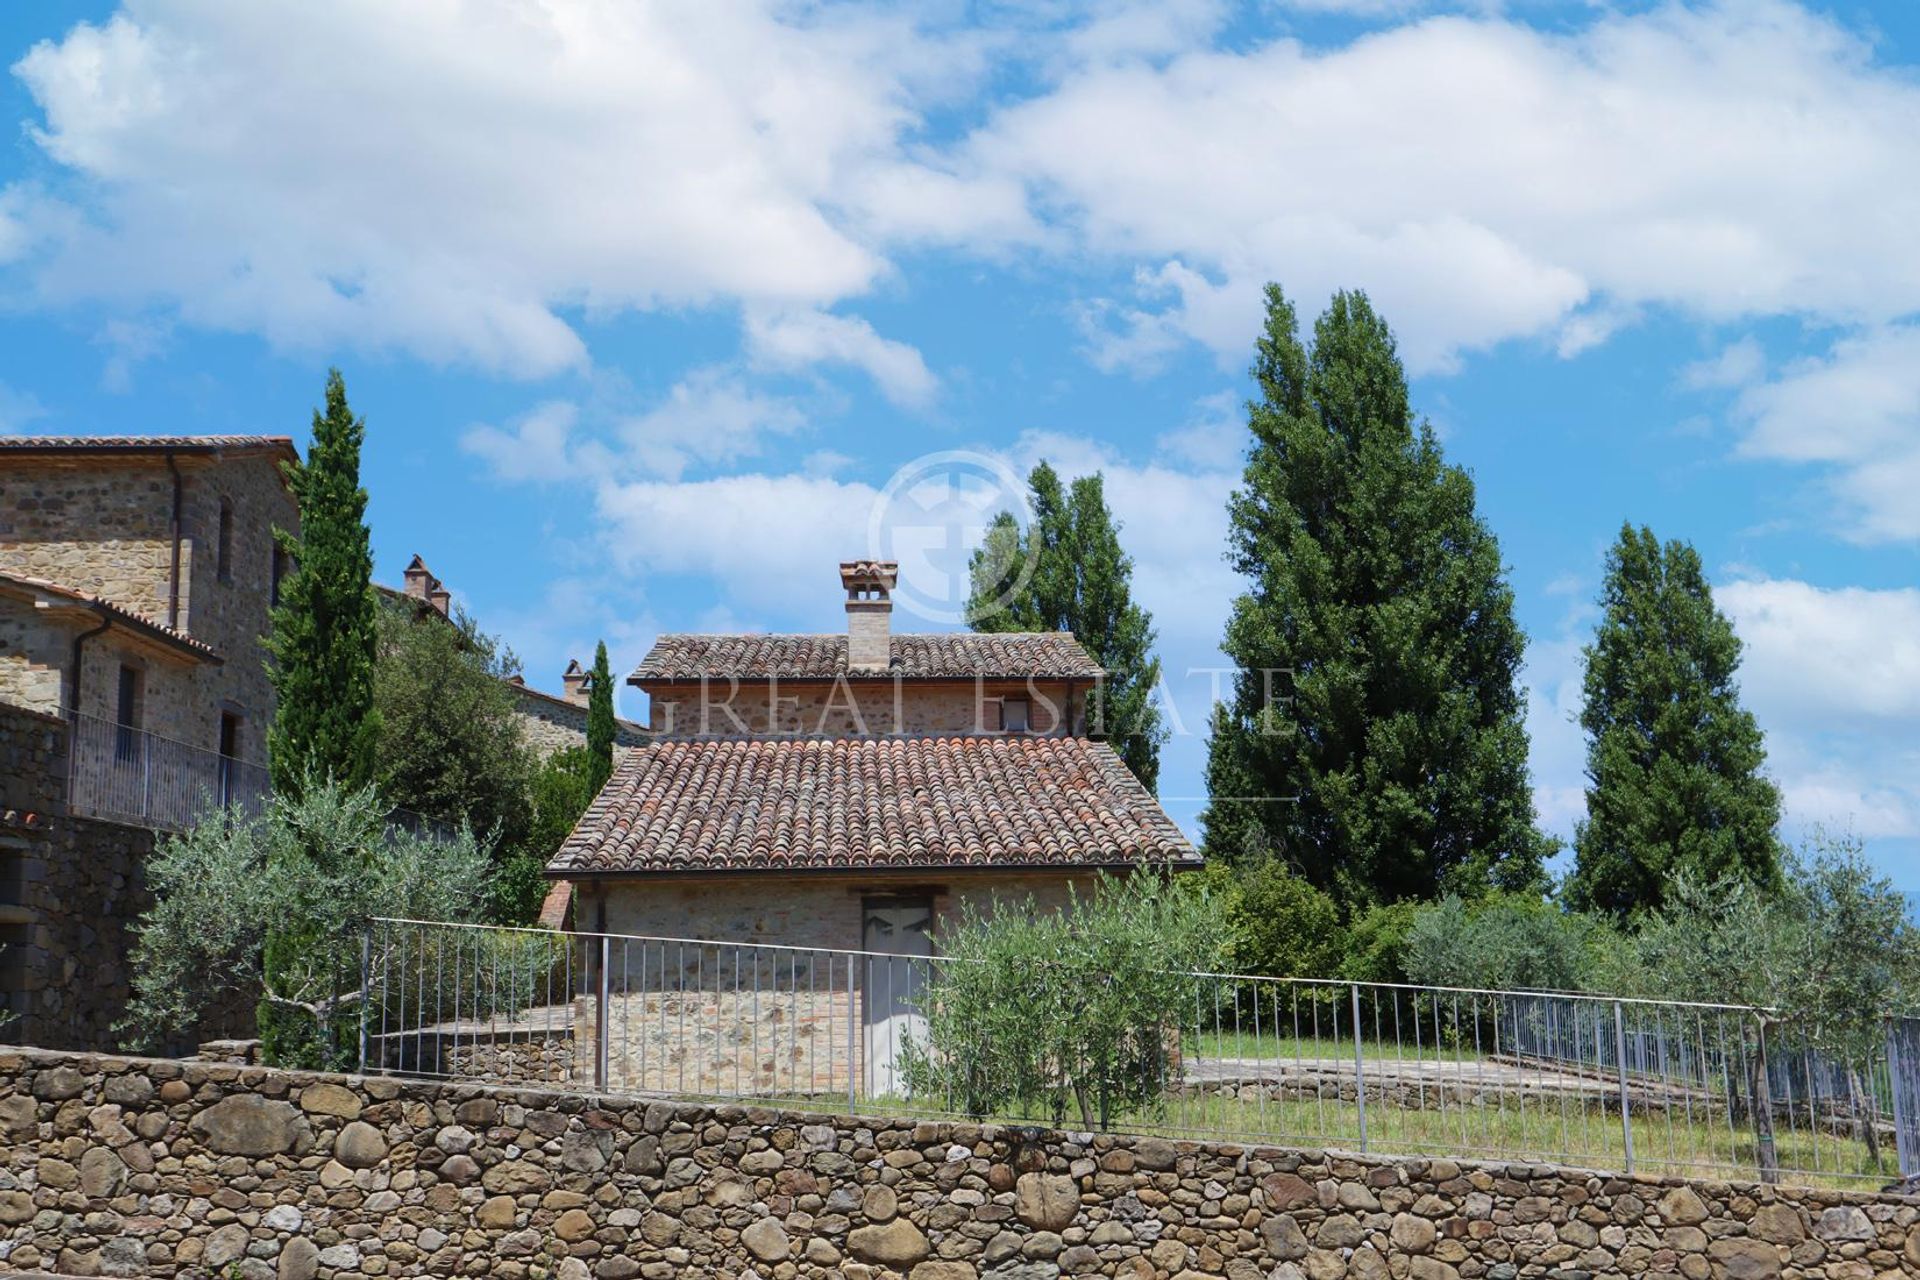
66, 711, 271, 832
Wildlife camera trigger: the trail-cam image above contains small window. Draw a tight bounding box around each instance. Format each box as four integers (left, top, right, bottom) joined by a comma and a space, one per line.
218, 713, 242, 806
1002, 697, 1030, 734
217, 499, 235, 584
114, 665, 143, 762
271, 545, 289, 606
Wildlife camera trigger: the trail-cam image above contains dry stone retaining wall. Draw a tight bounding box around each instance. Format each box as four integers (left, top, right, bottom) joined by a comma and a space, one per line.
0, 1048, 1916, 1280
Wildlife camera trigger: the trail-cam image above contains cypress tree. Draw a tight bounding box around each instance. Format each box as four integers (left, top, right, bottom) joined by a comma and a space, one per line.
1201, 286, 1550, 906
259, 370, 380, 1067
967, 464, 1167, 790
1566, 524, 1783, 917
267, 369, 380, 796
586, 639, 616, 795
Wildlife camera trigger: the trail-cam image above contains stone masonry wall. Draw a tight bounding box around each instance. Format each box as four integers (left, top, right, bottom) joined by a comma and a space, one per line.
0, 704, 248, 1054
510, 690, 646, 762
0, 451, 295, 762
173, 451, 297, 767
0, 1045, 1915, 1280
645, 680, 1086, 739
0, 460, 178, 627
0, 612, 68, 715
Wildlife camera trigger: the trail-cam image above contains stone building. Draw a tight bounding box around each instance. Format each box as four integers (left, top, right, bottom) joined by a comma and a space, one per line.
0, 435, 298, 1046
545, 559, 1197, 1093
0, 435, 298, 779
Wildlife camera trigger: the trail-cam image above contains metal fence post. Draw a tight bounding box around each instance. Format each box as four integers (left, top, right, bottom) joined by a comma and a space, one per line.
848, 953, 859, 1114
1351, 983, 1368, 1154
595, 935, 611, 1092
357, 923, 373, 1075
1612, 1000, 1634, 1174
1751, 1015, 1780, 1184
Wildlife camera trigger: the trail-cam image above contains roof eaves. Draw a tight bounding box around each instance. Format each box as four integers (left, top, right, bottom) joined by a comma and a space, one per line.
0, 572, 224, 664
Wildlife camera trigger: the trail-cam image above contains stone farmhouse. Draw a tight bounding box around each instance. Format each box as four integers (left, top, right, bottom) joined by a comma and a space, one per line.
0, 435, 637, 1049
0, 434, 298, 1047
545, 560, 1197, 1092
0, 435, 299, 774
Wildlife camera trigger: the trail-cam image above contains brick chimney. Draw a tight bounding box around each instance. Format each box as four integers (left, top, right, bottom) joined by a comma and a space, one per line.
403, 554, 452, 617
402, 554, 434, 601
840, 560, 897, 671
562, 659, 590, 706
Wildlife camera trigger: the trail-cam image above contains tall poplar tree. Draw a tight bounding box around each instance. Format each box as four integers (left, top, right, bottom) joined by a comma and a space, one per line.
967, 464, 1167, 790
1201, 286, 1549, 906
267, 370, 380, 796
1566, 524, 1783, 917
586, 639, 616, 796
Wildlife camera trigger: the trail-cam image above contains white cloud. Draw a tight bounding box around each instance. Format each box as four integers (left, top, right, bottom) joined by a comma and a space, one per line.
461, 401, 582, 485
1717, 577, 1920, 724
959, 0, 1920, 373
1682, 336, 1765, 390
594, 472, 877, 618
1156, 391, 1245, 471
464, 369, 810, 485
1731, 324, 1920, 541
744, 308, 938, 408
1522, 632, 1589, 844
1715, 576, 1920, 840
5, 3, 995, 375
11, 2, 1920, 382
610, 370, 806, 480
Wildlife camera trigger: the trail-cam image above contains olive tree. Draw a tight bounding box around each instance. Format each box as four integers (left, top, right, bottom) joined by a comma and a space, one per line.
1626, 832, 1917, 1174
900, 870, 1222, 1129
125, 780, 496, 1068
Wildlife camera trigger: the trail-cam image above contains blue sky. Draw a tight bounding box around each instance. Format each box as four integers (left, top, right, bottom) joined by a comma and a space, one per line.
2, 0, 1918, 888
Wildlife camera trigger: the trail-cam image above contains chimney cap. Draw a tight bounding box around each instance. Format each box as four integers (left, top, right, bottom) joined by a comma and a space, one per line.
840, 560, 898, 591
563, 658, 586, 678
404, 553, 431, 575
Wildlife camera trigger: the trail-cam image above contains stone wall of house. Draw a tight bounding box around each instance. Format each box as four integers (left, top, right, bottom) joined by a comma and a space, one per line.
0, 450, 294, 762
0, 703, 249, 1054
0, 459, 179, 627
0, 1044, 1916, 1280
511, 690, 646, 762
589, 871, 1098, 953
0, 609, 69, 714
645, 679, 1087, 739
172, 452, 296, 766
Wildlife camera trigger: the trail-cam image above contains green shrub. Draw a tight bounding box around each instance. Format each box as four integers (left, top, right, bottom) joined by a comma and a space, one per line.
900, 870, 1223, 1129
1339, 900, 1422, 985
1210, 860, 1346, 978
1402, 893, 1605, 992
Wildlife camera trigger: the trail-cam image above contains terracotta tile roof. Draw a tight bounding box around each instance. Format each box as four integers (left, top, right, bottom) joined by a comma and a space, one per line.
547, 734, 1197, 875
631, 633, 1105, 682
0, 434, 297, 460
0, 571, 223, 662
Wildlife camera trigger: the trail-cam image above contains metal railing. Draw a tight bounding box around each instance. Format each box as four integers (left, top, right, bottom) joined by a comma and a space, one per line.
358, 917, 1913, 1190
66, 710, 270, 831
